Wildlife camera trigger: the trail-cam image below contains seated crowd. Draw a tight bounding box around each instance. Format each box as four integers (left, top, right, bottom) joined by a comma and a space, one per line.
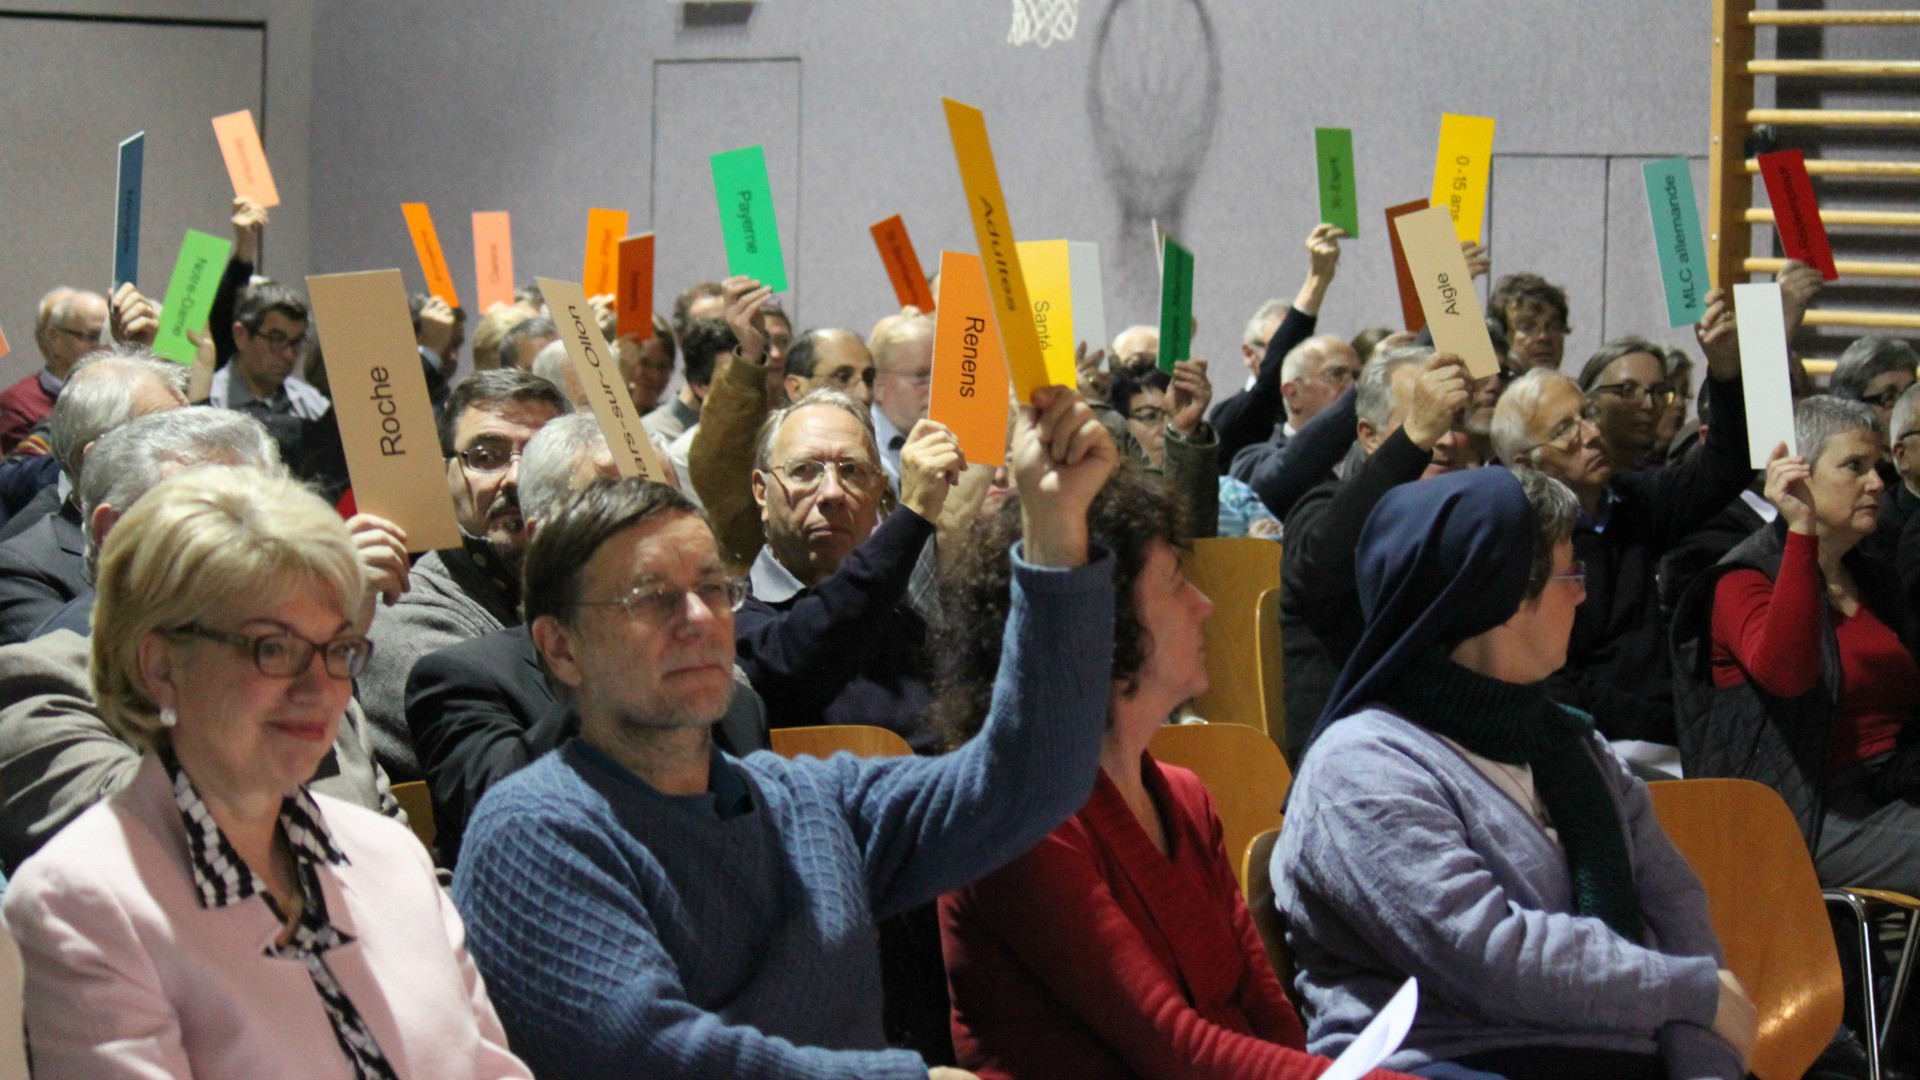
0, 185, 1914, 1080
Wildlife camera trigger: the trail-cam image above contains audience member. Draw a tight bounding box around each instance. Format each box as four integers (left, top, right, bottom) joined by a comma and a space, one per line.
939, 465, 1382, 1079
643, 316, 731, 441
1111, 325, 1159, 372
1576, 337, 1676, 476
0, 347, 188, 644
0, 409, 397, 872
1491, 290, 1750, 754
616, 314, 678, 413
683, 279, 788, 566
1351, 325, 1395, 364
870, 310, 938, 488
1227, 336, 1363, 518
1654, 346, 1695, 466
671, 279, 726, 338
453, 387, 1117, 1078
470, 305, 531, 373
529, 338, 586, 407
1487, 273, 1571, 371
0, 288, 105, 454
359, 370, 572, 781
209, 281, 328, 421
3, 467, 529, 1078
495, 316, 557, 372
1279, 347, 1477, 761
785, 327, 877, 405
1281, 466, 1750, 1080
411, 292, 465, 409
405, 414, 770, 866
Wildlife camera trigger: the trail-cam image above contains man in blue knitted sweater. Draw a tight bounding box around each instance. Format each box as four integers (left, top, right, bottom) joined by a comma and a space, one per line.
453, 386, 1120, 1080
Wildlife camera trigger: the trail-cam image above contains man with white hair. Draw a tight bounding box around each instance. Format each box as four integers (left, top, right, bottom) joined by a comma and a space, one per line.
1229, 334, 1364, 520
0, 408, 399, 872
868, 309, 937, 489
406, 414, 770, 866
1489, 289, 1750, 757
0, 288, 107, 455
530, 338, 588, 407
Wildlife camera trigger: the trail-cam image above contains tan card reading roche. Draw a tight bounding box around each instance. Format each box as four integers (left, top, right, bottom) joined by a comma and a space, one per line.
537, 277, 668, 482
306, 270, 463, 554
1391, 205, 1499, 379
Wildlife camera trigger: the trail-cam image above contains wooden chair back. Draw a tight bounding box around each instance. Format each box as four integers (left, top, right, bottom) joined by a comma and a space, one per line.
1241, 827, 1294, 993
1149, 722, 1292, 894
1185, 537, 1282, 735
1647, 778, 1846, 1080
1254, 586, 1286, 751
0, 916, 24, 1080
391, 780, 436, 853
771, 724, 915, 760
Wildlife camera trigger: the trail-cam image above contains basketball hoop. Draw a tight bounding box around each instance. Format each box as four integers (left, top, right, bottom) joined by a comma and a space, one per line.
1009, 0, 1079, 47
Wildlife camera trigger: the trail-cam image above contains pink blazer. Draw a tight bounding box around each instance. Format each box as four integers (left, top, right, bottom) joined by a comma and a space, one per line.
1, 753, 531, 1080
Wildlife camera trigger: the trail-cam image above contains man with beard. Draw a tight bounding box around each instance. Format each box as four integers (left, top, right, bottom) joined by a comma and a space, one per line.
359, 369, 573, 780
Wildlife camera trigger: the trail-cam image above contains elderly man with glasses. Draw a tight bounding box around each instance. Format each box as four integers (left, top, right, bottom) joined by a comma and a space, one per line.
1489, 291, 1753, 768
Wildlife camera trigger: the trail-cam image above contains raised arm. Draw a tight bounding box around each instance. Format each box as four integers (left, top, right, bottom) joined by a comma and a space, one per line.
690, 276, 778, 569
1209, 226, 1342, 463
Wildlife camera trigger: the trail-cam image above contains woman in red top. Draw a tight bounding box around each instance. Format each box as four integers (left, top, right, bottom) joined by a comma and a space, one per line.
1706, 396, 1920, 895
931, 467, 1417, 1080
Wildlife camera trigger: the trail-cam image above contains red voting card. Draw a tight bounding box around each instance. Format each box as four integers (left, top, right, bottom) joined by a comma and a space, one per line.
1757, 150, 1837, 282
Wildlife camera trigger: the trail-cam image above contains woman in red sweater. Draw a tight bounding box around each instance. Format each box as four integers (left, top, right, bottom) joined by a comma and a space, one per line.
931, 467, 1416, 1080
1706, 396, 1920, 895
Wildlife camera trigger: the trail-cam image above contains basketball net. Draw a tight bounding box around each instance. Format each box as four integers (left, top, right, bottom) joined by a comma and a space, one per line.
1009, 0, 1079, 47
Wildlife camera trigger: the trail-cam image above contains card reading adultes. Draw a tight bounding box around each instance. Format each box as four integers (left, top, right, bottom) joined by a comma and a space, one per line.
1640, 158, 1708, 327
1016, 240, 1077, 387
537, 277, 669, 482
616, 233, 657, 341
944, 97, 1050, 401
871, 215, 937, 312
151, 230, 233, 364
1758, 149, 1838, 281
1157, 235, 1195, 374
1430, 113, 1496, 243
211, 109, 280, 207
710, 146, 788, 291
306, 270, 463, 554
929, 251, 1012, 468
1385, 199, 1430, 333
471, 212, 516, 313
114, 132, 145, 289
401, 203, 460, 307
584, 209, 628, 297
1393, 205, 1499, 378
1732, 282, 1799, 468
1315, 128, 1359, 236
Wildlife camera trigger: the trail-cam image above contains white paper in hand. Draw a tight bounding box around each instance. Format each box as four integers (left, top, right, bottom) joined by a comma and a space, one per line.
1731, 282, 1798, 469
1317, 977, 1419, 1080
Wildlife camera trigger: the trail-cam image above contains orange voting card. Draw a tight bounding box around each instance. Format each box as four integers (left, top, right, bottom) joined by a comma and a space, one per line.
616, 233, 656, 341
944, 98, 1049, 401
0, 323, 10, 361
871, 215, 936, 312
930, 252, 1011, 468
472, 212, 515, 312
584, 209, 628, 297
211, 110, 280, 208
402, 203, 460, 307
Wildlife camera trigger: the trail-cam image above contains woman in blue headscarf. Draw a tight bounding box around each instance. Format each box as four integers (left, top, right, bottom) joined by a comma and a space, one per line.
1273, 466, 1751, 1080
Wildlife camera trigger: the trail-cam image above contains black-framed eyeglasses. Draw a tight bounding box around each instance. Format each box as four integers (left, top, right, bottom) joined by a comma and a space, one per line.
1590, 382, 1676, 407
250, 328, 309, 354
767, 458, 884, 495
455, 439, 524, 473
574, 579, 747, 626
166, 624, 373, 679
1860, 386, 1909, 409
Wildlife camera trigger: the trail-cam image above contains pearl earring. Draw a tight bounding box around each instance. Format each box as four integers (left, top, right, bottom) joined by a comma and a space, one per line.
160, 707, 178, 729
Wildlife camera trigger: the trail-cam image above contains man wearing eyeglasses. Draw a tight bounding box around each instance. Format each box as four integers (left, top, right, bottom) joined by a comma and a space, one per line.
869, 312, 937, 490
1489, 290, 1753, 766
208, 282, 328, 421
1577, 337, 1678, 472
0, 288, 107, 455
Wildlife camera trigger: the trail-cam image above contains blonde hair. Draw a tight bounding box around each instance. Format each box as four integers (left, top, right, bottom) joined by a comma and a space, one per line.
470, 306, 533, 372
868, 311, 935, 373
91, 467, 368, 749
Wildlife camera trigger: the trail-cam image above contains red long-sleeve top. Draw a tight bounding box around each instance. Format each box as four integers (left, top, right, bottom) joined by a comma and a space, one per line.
939, 754, 1412, 1080
1710, 530, 1919, 772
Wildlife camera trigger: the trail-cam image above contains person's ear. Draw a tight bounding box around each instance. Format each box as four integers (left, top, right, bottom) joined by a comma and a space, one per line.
783, 374, 806, 401
135, 632, 183, 715
752, 469, 770, 516
530, 615, 586, 690
231, 321, 248, 344
89, 503, 121, 553
1355, 418, 1381, 453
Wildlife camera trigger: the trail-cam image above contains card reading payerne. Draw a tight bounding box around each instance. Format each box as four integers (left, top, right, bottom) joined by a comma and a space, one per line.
1315, 127, 1359, 236
538, 277, 669, 482
1430, 113, 1495, 243
1157, 234, 1195, 374
1017, 240, 1076, 388
944, 97, 1050, 402
710, 146, 788, 292
1393, 205, 1499, 378
401, 203, 460, 307
211, 109, 280, 208
114, 132, 145, 290
151, 230, 233, 365
472, 212, 516, 313
1733, 282, 1798, 469
871, 215, 937, 312
307, 270, 464, 554
1640, 158, 1708, 327
929, 251, 1012, 468
584, 209, 628, 297
616, 233, 656, 341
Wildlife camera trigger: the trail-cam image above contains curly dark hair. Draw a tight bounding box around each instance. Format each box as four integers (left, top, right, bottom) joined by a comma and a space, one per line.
932, 461, 1189, 750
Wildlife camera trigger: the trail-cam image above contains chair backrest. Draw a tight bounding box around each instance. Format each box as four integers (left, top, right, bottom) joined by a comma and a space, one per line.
1647, 778, 1845, 1080
1255, 586, 1286, 750
1185, 537, 1282, 735
1241, 827, 1294, 994
0, 911, 26, 1080
390, 781, 437, 852
771, 725, 915, 760
1149, 722, 1292, 893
